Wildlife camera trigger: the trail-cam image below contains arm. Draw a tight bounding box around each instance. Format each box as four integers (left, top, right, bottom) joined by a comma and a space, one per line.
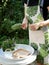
39, 19, 49, 27
24, 3, 27, 17
21, 2, 28, 29
23, 3, 28, 23
29, 19, 49, 31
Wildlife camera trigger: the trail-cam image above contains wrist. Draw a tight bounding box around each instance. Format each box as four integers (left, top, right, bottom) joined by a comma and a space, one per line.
39, 22, 44, 27
23, 17, 28, 24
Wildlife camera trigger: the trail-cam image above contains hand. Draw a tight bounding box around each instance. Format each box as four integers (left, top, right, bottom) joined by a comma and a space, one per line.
47, 6, 49, 11
21, 17, 28, 30
29, 23, 40, 31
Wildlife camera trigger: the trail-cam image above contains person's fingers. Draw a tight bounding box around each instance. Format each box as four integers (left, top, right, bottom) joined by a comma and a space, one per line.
36, 23, 41, 29
21, 24, 25, 29
21, 23, 27, 30
29, 24, 36, 30
29, 24, 39, 31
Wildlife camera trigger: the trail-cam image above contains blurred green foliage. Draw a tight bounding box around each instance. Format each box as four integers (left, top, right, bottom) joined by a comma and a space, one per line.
0, 0, 29, 51
1, 0, 24, 22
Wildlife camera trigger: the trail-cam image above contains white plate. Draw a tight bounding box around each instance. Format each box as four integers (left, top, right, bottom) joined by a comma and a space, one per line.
0, 54, 37, 65
15, 44, 34, 54
0, 44, 34, 61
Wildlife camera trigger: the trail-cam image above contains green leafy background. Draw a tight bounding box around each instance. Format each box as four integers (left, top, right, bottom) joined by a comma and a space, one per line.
0, 0, 29, 51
